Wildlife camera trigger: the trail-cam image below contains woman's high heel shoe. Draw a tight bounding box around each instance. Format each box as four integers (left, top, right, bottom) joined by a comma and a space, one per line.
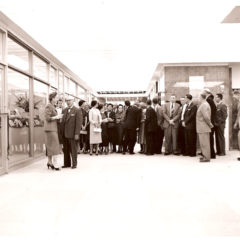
47, 163, 55, 170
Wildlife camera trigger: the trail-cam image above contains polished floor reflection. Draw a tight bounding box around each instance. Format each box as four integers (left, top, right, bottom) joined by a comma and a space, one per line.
0, 151, 240, 239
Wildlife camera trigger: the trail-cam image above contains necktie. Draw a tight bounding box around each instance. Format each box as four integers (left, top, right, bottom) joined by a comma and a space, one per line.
170, 103, 174, 118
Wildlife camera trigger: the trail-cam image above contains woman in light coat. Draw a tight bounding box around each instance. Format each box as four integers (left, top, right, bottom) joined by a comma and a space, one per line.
89, 100, 102, 155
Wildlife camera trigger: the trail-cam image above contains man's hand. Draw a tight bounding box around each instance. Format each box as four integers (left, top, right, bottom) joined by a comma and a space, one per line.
169, 120, 174, 125
234, 123, 238, 130
74, 134, 79, 141
182, 122, 186, 127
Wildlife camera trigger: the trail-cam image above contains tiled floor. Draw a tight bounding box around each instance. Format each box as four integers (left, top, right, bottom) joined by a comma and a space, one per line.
0, 151, 240, 239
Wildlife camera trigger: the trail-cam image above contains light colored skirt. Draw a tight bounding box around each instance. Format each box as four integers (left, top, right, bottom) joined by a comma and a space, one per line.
89, 124, 102, 144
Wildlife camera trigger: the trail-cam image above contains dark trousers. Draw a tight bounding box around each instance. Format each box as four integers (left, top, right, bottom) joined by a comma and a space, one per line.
210, 128, 216, 158
153, 126, 164, 154
123, 128, 137, 153
63, 137, 78, 167
215, 125, 226, 155
178, 122, 186, 155
146, 131, 154, 154
185, 128, 197, 156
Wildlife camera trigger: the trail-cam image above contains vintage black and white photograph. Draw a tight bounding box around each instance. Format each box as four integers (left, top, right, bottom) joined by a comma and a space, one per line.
0, 0, 240, 239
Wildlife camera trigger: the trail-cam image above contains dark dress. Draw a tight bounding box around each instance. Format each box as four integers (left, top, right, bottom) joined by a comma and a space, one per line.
115, 111, 125, 145
101, 112, 109, 147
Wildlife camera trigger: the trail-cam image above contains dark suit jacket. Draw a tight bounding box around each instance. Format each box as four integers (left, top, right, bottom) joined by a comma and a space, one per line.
104, 111, 116, 128
145, 106, 158, 133
215, 102, 228, 127
206, 95, 216, 126
123, 105, 140, 130
61, 106, 83, 139
184, 102, 197, 130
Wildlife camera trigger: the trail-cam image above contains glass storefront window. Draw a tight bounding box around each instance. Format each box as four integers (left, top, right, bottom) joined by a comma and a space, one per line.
8, 69, 30, 162
33, 54, 48, 81
0, 68, 2, 166
8, 37, 29, 72
33, 80, 48, 156
78, 85, 85, 100
64, 76, 69, 93
58, 71, 64, 93
69, 80, 76, 96
50, 66, 58, 88
0, 32, 3, 62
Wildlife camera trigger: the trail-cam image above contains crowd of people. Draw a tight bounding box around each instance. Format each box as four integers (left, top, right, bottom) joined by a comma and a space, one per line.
44, 88, 230, 170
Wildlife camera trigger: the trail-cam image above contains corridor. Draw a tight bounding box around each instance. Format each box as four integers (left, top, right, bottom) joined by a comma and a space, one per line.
0, 151, 240, 239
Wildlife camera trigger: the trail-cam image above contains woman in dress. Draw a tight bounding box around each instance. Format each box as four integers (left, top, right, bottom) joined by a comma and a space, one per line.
89, 100, 102, 155
115, 104, 125, 153
138, 102, 147, 154
44, 92, 62, 170
98, 104, 109, 154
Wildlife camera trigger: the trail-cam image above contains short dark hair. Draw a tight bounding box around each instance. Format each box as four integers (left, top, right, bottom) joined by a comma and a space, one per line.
125, 100, 130, 107
107, 103, 113, 107
216, 93, 223, 100
78, 100, 85, 107
147, 99, 152, 105
152, 98, 158, 104
200, 93, 207, 100
91, 100, 98, 107
185, 94, 192, 100
98, 103, 103, 110
118, 104, 123, 109
49, 92, 57, 102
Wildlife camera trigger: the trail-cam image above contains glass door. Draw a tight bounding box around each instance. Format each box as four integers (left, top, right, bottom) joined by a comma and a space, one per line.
0, 65, 7, 174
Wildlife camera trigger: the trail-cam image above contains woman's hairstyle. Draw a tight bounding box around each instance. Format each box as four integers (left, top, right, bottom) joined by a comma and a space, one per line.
78, 100, 85, 107
107, 103, 113, 107
91, 100, 98, 107
49, 92, 57, 102
98, 103, 104, 110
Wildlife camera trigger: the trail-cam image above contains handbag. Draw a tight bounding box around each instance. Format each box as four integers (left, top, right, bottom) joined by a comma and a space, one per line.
80, 130, 87, 135
93, 127, 102, 133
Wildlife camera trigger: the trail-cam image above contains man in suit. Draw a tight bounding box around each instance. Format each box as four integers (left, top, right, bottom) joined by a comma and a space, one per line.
204, 89, 216, 159
152, 97, 164, 154
122, 100, 140, 154
162, 95, 181, 155
234, 93, 240, 161
145, 99, 158, 155
61, 96, 82, 169
183, 94, 197, 157
215, 93, 228, 156
178, 97, 187, 155
196, 93, 214, 162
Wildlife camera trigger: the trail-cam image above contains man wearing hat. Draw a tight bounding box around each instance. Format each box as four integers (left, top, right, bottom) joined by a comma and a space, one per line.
61, 96, 83, 169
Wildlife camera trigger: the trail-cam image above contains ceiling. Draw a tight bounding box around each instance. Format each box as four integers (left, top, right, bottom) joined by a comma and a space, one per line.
0, 0, 239, 91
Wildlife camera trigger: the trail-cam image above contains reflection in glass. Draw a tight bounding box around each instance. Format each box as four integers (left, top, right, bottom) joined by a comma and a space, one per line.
78, 85, 85, 100
0, 32, 3, 62
50, 66, 58, 88
64, 76, 69, 93
8, 69, 30, 162
33, 80, 48, 156
33, 54, 48, 81
59, 71, 64, 93
69, 80, 76, 96
0, 68, 2, 165
8, 37, 29, 72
